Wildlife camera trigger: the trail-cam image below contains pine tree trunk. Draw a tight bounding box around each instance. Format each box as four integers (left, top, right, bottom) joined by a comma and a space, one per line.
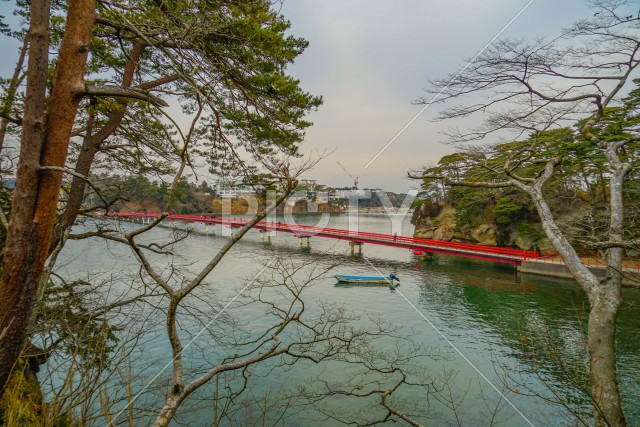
0, 0, 51, 396
51, 42, 145, 252
0, 0, 95, 394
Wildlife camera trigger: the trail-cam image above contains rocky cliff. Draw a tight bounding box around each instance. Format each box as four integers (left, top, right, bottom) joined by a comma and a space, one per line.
413, 205, 555, 253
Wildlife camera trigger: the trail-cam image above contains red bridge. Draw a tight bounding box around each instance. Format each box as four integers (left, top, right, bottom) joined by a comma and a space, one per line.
109, 212, 538, 266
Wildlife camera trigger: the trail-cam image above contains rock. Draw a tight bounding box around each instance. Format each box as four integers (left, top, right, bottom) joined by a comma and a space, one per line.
436, 207, 457, 230
453, 225, 473, 241
429, 207, 457, 241
471, 224, 497, 246
413, 207, 457, 241
414, 227, 435, 239
433, 226, 454, 241
514, 232, 535, 250
317, 202, 342, 213
536, 238, 556, 254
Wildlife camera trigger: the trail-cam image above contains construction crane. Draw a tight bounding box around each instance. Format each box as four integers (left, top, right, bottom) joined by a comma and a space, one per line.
336, 161, 359, 189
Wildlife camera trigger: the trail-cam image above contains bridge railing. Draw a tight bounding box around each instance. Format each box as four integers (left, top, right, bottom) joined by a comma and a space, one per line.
274, 223, 535, 259
107, 213, 537, 260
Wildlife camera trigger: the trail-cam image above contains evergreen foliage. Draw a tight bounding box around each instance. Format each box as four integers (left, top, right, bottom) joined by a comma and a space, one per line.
413, 95, 640, 250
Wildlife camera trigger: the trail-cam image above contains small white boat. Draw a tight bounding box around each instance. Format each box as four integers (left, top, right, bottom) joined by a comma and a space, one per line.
334, 274, 399, 284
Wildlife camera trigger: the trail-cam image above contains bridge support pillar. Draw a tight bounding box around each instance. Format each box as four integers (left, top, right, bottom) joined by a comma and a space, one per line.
298, 235, 311, 247
350, 241, 363, 255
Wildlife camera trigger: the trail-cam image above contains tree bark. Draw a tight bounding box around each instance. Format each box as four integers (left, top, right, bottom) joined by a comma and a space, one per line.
46, 46, 187, 255
586, 151, 631, 427
50, 42, 144, 252
84, 84, 168, 106
588, 283, 625, 427
0, 0, 51, 395
0, 0, 96, 394
528, 184, 626, 426
154, 395, 183, 427
528, 186, 599, 290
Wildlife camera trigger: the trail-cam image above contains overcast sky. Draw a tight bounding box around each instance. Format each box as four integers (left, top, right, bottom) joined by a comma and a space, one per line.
0, 1, 594, 192
278, 0, 595, 192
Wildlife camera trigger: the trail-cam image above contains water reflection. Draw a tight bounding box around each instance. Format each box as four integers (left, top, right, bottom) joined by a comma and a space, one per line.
53, 214, 640, 426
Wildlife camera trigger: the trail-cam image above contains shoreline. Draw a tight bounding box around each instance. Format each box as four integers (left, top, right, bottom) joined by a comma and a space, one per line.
107, 215, 640, 288
520, 259, 640, 289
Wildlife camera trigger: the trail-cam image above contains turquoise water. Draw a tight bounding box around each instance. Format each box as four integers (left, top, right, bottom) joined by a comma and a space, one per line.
51, 214, 640, 426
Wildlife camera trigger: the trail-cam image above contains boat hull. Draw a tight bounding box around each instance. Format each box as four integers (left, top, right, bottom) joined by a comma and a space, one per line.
334, 274, 394, 284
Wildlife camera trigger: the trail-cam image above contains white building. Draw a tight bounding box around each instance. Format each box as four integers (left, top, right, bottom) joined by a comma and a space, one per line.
215, 179, 256, 198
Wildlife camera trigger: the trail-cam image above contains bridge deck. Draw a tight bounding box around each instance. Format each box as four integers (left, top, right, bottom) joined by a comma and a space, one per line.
109, 212, 538, 265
